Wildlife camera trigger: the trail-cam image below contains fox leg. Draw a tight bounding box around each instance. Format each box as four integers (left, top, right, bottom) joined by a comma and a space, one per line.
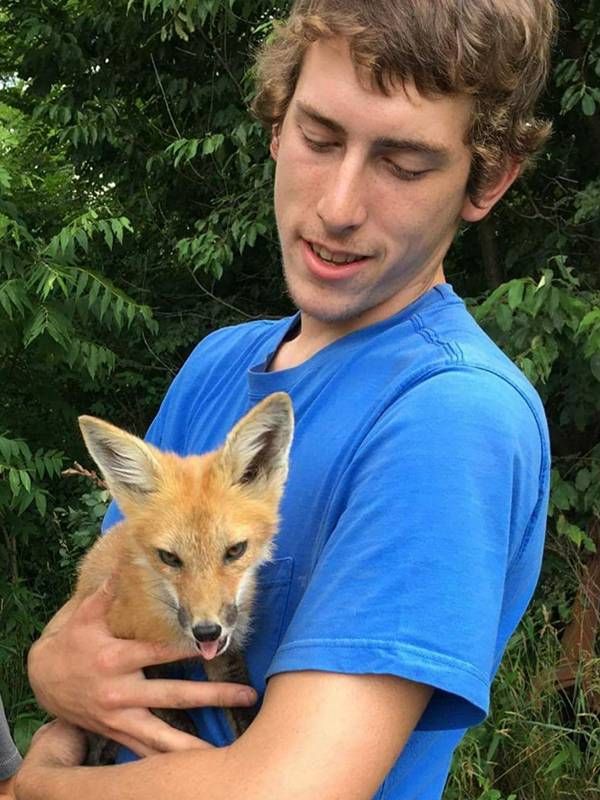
84, 732, 120, 766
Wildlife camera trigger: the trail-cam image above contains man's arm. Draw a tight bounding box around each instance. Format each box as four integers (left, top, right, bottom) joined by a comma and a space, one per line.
17, 670, 433, 800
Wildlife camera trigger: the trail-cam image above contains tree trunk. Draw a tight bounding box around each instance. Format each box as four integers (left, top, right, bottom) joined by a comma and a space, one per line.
478, 215, 503, 289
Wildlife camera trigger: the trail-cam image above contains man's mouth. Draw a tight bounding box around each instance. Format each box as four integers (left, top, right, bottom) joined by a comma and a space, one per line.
308, 240, 368, 265
196, 635, 229, 660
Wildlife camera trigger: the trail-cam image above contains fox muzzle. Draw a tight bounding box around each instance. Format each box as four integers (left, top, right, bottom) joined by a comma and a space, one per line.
192, 622, 222, 642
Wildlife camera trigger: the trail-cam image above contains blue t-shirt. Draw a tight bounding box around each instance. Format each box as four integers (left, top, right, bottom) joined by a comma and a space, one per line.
104, 284, 550, 800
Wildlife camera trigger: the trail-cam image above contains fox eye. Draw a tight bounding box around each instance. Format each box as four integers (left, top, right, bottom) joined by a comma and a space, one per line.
158, 549, 183, 568
224, 541, 248, 563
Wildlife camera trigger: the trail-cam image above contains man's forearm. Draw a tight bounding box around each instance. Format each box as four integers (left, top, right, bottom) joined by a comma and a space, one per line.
16, 672, 431, 800
18, 748, 233, 800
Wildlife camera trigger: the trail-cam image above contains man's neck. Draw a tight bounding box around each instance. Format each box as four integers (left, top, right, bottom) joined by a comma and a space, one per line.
269, 319, 344, 372
270, 277, 446, 372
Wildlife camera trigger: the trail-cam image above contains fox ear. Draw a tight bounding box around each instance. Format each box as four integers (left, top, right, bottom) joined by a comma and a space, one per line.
78, 416, 161, 506
220, 393, 294, 490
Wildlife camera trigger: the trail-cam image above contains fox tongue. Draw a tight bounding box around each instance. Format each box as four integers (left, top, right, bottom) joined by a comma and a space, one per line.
199, 640, 220, 660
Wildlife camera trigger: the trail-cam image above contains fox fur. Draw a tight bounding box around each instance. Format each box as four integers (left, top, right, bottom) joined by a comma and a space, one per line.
73, 392, 294, 764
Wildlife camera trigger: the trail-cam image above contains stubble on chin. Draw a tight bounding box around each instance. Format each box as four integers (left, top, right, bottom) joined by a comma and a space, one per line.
282, 268, 376, 325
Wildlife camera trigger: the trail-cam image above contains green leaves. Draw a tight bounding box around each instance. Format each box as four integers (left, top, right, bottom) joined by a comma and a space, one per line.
0, 72, 160, 554
473, 263, 599, 389
165, 134, 226, 167
177, 202, 269, 279
581, 91, 597, 116
45, 212, 134, 259
0, 278, 30, 319
0, 433, 63, 517
57, 487, 111, 563
23, 303, 72, 349
201, 133, 225, 156
549, 457, 600, 552
555, 11, 600, 118
507, 280, 524, 311
70, 267, 158, 333
165, 137, 201, 167
0, 150, 156, 368
578, 307, 600, 371
473, 260, 600, 557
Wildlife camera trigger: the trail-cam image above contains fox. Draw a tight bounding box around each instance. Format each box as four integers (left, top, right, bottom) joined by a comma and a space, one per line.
72, 392, 294, 765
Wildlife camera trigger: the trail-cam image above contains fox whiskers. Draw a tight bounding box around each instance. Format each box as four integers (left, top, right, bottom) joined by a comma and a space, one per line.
147, 588, 180, 615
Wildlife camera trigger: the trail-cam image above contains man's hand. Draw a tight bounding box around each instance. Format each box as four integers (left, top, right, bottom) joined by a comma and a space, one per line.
13, 720, 86, 800
28, 582, 257, 757
21, 721, 86, 771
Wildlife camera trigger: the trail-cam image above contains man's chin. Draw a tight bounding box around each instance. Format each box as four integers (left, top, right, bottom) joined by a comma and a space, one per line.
283, 274, 368, 326
289, 293, 365, 326
288, 287, 383, 331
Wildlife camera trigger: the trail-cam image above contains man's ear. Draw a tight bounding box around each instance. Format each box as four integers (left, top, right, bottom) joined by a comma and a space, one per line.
461, 159, 521, 223
270, 123, 280, 161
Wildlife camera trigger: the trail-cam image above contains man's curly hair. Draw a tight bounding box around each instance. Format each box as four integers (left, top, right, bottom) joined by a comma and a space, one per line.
252, 0, 558, 203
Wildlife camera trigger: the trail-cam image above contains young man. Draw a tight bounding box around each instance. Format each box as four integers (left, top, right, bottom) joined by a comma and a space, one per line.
16, 2, 557, 798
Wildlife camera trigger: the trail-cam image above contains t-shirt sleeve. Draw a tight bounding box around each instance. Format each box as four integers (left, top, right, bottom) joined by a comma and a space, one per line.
0, 694, 21, 780
266, 367, 548, 730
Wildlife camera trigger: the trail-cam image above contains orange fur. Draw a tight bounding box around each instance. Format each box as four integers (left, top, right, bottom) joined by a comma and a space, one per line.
73, 393, 293, 659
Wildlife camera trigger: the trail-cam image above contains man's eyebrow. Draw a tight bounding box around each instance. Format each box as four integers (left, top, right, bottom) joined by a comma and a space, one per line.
295, 101, 451, 161
296, 102, 347, 135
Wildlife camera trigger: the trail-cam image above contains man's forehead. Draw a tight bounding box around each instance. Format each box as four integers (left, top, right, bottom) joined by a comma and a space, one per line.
292, 38, 473, 151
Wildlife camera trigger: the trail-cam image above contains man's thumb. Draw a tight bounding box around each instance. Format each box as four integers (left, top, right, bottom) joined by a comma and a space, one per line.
76, 574, 118, 622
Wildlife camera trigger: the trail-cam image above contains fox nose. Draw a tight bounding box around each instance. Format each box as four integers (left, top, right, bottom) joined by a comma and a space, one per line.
192, 623, 222, 642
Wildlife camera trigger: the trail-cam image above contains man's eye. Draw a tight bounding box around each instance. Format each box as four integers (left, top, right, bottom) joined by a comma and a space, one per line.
387, 162, 429, 181
158, 549, 183, 568
301, 130, 334, 151
224, 541, 248, 563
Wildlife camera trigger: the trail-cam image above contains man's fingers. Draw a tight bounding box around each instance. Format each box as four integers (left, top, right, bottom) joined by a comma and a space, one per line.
113, 638, 201, 671
124, 679, 257, 710
109, 713, 214, 757
107, 733, 160, 759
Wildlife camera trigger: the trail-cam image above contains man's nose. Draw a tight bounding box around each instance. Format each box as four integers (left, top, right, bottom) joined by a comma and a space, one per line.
316, 156, 368, 233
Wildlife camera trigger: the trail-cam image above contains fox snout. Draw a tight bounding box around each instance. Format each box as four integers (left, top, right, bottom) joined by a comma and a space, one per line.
176, 599, 241, 659
192, 622, 222, 642
191, 622, 229, 660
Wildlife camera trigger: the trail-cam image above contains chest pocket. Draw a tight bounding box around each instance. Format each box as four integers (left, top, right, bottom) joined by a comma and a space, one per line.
246, 556, 294, 696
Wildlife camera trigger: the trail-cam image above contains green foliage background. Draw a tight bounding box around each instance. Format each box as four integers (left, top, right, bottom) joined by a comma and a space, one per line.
0, 1, 599, 796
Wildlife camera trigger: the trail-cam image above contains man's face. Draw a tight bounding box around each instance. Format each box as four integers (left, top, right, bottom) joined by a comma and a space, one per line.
271, 37, 495, 330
